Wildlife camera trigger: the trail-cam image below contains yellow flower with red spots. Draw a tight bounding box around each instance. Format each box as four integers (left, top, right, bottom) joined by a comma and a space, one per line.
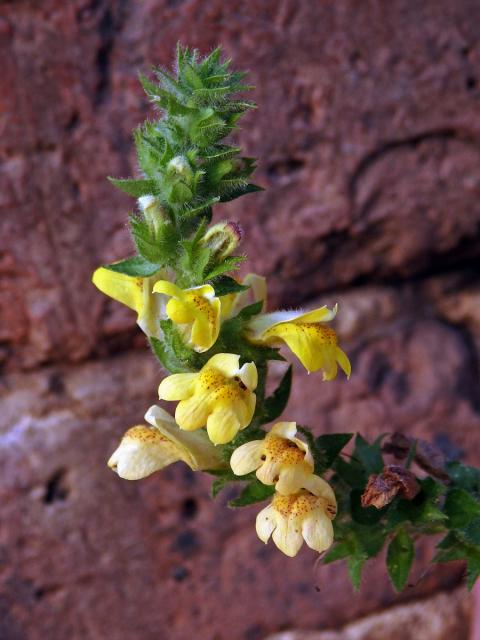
256, 476, 337, 557
248, 305, 351, 379
153, 280, 221, 352
107, 405, 224, 480
230, 421, 315, 495
158, 353, 258, 445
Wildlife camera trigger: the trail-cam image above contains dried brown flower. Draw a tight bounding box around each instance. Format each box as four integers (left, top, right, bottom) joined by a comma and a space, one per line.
361, 464, 421, 509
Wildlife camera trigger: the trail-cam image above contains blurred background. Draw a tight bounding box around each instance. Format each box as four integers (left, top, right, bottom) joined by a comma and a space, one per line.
1, 1, 480, 639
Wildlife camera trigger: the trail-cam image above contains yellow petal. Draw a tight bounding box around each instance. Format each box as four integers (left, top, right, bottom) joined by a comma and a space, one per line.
272, 517, 303, 557
256, 504, 277, 543
206, 407, 241, 444
152, 280, 183, 298
276, 465, 313, 495
238, 361, 258, 391
107, 425, 179, 480
158, 373, 196, 401
230, 440, 264, 475
145, 405, 224, 470
256, 459, 282, 486
303, 475, 337, 507
336, 346, 352, 379
292, 304, 338, 324
93, 267, 143, 313
190, 296, 221, 352
166, 297, 195, 324
270, 421, 297, 439
207, 353, 241, 377
175, 394, 210, 431
302, 510, 334, 553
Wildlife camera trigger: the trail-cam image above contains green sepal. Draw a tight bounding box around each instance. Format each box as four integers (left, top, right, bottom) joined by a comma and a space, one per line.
104, 255, 160, 277
108, 177, 157, 197
204, 255, 246, 280
228, 478, 275, 508
219, 183, 264, 202
209, 275, 249, 296
386, 528, 415, 592
150, 320, 202, 374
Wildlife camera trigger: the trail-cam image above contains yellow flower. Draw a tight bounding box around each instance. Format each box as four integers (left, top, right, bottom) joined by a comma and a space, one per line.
92, 267, 167, 339
230, 421, 315, 495
158, 353, 258, 445
152, 280, 221, 352
247, 305, 351, 379
107, 405, 224, 480
220, 273, 267, 320
256, 476, 337, 557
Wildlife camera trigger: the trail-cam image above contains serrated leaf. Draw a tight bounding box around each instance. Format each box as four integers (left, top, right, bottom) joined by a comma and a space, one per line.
108, 177, 157, 197
323, 541, 352, 564
209, 275, 249, 296
219, 183, 264, 202
467, 550, 480, 590
347, 554, 366, 591
315, 433, 354, 472
209, 468, 250, 498
261, 366, 292, 424
228, 479, 275, 508
204, 256, 245, 280
353, 434, 384, 475
104, 256, 160, 277
333, 457, 367, 489
150, 336, 190, 374
387, 529, 414, 592
446, 462, 480, 493
445, 488, 480, 529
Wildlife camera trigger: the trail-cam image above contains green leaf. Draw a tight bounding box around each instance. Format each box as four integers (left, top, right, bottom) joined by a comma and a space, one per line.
150, 320, 201, 374
235, 300, 263, 321
467, 549, 480, 590
353, 434, 384, 474
219, 183, 264, 202
347, 554, 366, 591
445, 488, 480, 529
447, 462, 480, 493
209, 275, 249, 296
104, 255, 160, 277
262, 366, 292, 423
315, 433, 354, 472
204, 255, 246, 280
333, 457, 367, 489
208, 468, 251, 498
150, 336, 189, 374
108, 177, 157, 197
322, 541, 352, 564
387, 529, 415, 592
228, 479, 275, 508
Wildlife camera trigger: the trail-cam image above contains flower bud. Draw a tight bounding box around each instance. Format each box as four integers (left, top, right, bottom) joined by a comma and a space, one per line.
167, 155, 193, 182
200, 221, 242, 261
138, 195, 164, 233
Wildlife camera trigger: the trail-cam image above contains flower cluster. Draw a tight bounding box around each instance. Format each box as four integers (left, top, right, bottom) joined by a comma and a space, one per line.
92, 46, 480, 594
93, 45, 350, 560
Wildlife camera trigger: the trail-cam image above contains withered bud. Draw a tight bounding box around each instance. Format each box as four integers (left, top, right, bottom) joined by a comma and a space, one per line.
361, 465, 420, 509
200, 221, 243, 261
383, 432, 449, 482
